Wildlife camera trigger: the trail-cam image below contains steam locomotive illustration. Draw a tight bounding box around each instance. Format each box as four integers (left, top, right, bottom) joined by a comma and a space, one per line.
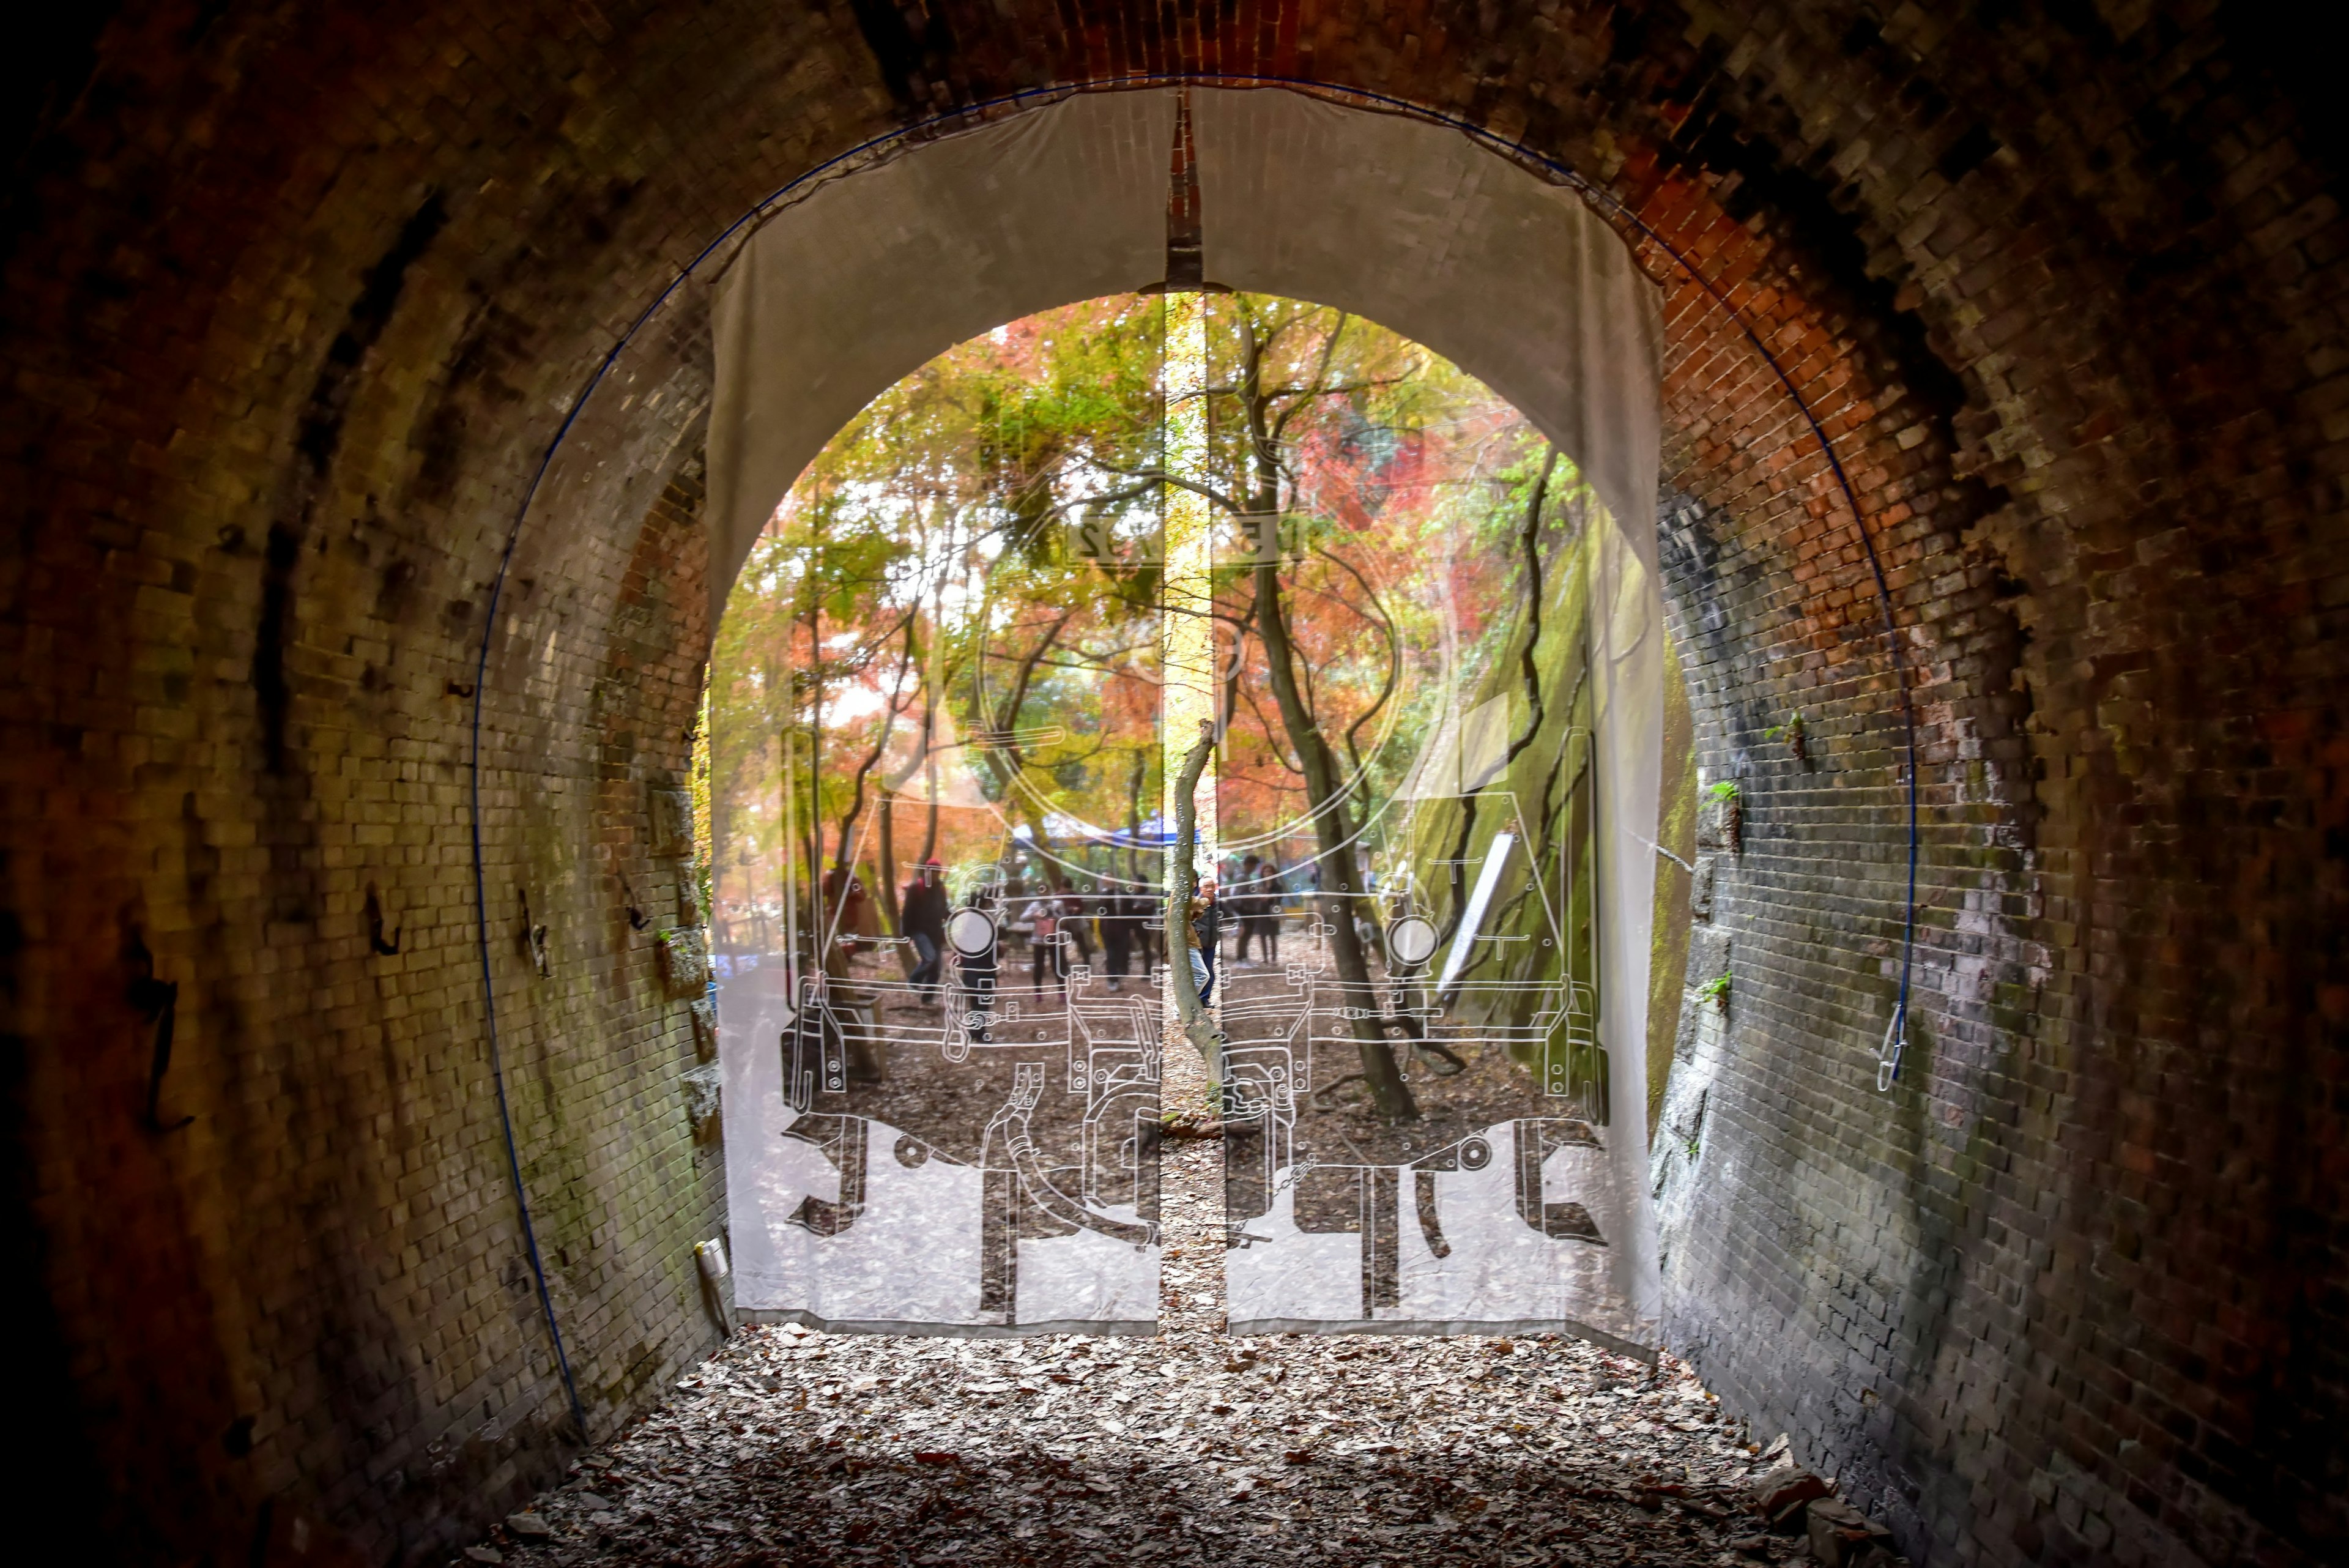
724, 901, 1163, 1331
710, 764, 1634, 1347
1202, 787, 1631, 1338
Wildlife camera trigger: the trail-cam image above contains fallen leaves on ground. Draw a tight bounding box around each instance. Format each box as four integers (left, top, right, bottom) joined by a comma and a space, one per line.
459, 1129, 1809, 1567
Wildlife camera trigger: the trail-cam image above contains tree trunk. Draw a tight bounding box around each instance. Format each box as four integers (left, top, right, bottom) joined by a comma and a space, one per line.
1165, 724, 1226, 1080
1253, 556, 1417, 1120
1124, 747, 1146, 884
878, 791, 901, 933
1234, 305, 1417, 1120
971, 608, 1073, 845
834, 612, 919, 911
920, 757, 940, 864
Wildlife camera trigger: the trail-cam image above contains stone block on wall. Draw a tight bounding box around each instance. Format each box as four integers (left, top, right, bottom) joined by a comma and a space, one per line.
650, 788, 694, 860
656, 929, 710, 997
680, 1064, 723, 1145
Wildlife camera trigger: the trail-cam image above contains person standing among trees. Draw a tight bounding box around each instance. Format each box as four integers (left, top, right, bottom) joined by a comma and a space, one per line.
1231, 854, 1263, 965
1000, 875, 1030, 969
1019, 886, 1063, 993
901, 859, 949, 1004
1100, 877, 1135, 990
1251, 860, 1283, 965
1123, 875, 1159, 987
1055, 874, 1094, 973
1187, 875, 1222, 1006
1231, 851, 1268, 964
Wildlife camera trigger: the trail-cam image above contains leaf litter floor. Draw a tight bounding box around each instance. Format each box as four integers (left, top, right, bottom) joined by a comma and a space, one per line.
464, 1041, 1804, 1567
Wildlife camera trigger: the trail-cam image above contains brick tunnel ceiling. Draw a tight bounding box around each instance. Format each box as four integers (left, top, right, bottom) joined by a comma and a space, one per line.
2, 5, 2342, 1567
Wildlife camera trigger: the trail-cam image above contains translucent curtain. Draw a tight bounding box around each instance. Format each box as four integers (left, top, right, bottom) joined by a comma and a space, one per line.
706, 86, 1663, 1347
1208, 399, 1644, 1350
1196, 91, 1664, 1345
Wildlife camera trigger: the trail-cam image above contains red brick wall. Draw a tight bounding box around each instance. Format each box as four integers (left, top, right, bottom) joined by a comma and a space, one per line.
2, 4, 2339, 1564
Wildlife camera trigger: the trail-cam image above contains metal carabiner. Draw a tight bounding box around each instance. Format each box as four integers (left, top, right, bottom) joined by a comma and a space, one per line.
1876, 1006, 1906, 1093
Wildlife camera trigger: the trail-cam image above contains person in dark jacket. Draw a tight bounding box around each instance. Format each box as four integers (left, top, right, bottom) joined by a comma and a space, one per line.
900, 859, 948, 1003
1017, 888, 1063, 993
1187, 877, 1221, 1006
1249, 861, 1283, 964
1058, 875, 1095, 970
1230, 855, 1258, 963
1100, 878, 1136, 990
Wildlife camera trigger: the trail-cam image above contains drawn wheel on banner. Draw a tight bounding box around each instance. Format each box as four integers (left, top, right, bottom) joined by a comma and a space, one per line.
1386, 914, 1438, 968
948, 906, 996, 957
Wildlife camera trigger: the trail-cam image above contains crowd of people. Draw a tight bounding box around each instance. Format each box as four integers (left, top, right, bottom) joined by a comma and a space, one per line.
697, 847, 1341, 1046
821, 853, 1311, 1010
719, 851, 1334, 1011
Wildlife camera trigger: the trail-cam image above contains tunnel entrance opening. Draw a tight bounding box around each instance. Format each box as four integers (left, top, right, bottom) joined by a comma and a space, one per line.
700, 288, 1649, 1345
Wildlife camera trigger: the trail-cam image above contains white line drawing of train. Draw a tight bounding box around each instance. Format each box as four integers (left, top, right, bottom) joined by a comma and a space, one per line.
763, 910, 1163, 1329
1212, 787, 1631, 1339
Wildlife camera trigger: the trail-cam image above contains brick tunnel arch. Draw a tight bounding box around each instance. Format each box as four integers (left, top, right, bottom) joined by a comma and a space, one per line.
4, 7, 2340, 1567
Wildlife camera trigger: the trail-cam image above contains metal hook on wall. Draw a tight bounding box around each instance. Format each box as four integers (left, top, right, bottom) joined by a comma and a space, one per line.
124, 929, 193, 1134
518, 888, 551, 978
365, 882, 402, 956
618, 871, 652, 932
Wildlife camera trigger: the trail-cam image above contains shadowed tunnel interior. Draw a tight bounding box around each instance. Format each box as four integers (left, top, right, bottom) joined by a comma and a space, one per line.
2, 4, 2343, 1566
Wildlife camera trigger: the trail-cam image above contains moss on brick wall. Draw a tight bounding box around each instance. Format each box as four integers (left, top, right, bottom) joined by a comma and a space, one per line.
1647, 633, 1698, 1140
1390, 495, 1607, 1115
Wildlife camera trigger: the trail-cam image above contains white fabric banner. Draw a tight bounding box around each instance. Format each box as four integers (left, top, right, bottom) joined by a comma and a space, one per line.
1190, 88, 1663, 565
706, 91, 1177, 626
707, 85, 1663, 1339
1195, 88, 1664, 1334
